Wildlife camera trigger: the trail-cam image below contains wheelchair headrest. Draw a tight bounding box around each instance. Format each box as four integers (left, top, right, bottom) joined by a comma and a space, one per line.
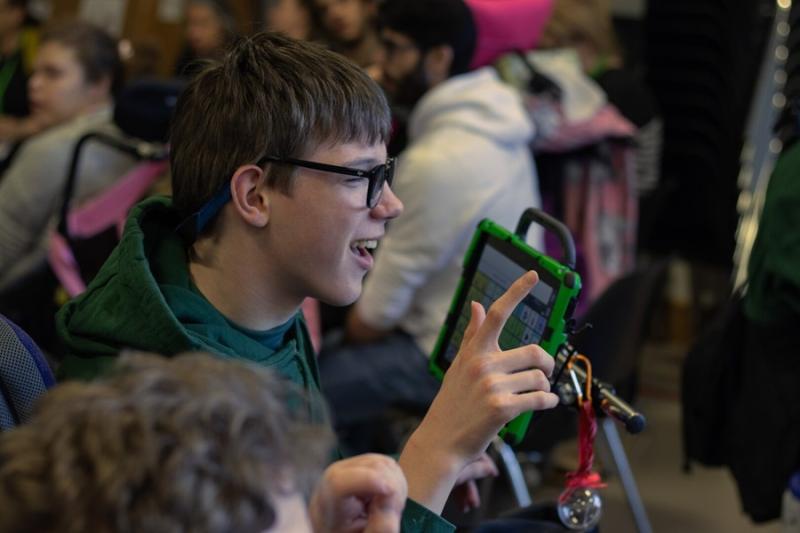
113, 78, 186, 143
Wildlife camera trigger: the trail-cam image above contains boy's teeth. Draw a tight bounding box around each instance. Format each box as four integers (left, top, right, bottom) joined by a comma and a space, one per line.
352, 239, 377, 250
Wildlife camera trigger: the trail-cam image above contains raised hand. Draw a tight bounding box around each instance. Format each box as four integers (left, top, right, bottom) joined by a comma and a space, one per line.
399, 271, 559, 513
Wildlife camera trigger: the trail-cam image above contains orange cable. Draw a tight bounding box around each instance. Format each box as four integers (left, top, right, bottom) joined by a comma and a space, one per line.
567, 354, 593, 404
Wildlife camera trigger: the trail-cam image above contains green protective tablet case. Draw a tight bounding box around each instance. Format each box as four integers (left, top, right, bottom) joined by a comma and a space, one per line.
429, 217, 581, 445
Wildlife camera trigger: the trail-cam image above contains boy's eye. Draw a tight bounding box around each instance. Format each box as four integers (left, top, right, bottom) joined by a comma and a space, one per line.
344, 177, 368, 186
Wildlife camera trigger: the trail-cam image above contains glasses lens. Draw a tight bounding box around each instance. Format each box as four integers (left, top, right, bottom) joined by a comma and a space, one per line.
367, 159, 395, 208
368, 165, 385, 208
384, 158, 394, 186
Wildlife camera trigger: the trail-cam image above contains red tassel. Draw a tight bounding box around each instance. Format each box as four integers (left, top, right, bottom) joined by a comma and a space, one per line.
560, 359, 606, 504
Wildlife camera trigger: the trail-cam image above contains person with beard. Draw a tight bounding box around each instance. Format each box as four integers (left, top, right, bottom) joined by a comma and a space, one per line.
314, 0, 382, 74
318, 0, 544, 457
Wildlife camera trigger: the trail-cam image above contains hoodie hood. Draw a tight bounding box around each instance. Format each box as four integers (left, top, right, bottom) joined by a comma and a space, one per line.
58, 197, 193, 369
408, 67, 534, 147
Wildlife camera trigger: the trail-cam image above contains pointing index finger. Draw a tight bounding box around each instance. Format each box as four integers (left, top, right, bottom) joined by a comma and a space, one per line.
476, 270, 539, 348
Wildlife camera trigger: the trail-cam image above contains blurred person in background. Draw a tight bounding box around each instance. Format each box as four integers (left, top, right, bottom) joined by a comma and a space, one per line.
539, 0, 662, 194
263, 0, 318, 42
0, 21, 133, 294
174, 0, 237, 79
0, 0, 47, 158
314, 0, 382, 74
0, 352, 408, 533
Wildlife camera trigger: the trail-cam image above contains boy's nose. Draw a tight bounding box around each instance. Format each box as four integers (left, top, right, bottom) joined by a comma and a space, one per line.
372, 181, 403, 220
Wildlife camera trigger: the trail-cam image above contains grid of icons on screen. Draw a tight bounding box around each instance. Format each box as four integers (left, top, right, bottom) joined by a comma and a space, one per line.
447, 271, 549, 360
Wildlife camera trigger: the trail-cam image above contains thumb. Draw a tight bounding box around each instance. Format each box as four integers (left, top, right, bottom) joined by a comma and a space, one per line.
461, 300, 486, 347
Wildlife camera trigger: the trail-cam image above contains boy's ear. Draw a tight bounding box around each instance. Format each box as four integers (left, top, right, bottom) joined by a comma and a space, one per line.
229, 164, 270, 228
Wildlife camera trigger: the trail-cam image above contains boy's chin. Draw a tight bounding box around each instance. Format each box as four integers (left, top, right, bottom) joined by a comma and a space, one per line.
318, 286, 362, 308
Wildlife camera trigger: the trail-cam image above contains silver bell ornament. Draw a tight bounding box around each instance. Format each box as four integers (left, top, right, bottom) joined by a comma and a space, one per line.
557, 486, 603, 531
557, 360, 605, 531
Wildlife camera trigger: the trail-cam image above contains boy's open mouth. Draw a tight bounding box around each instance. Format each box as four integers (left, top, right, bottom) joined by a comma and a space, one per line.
351, 239, 378, 258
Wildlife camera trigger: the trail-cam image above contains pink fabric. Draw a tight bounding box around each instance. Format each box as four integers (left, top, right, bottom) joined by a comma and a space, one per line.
534, 105, 637, 153
301, 298, 322, 355
466, 0, 554, 69
47, 159, 168, 298
537, 108, 638, 312
543, 141, 638, 312
564, 142, 637, 304
67, 160, 168, 238
48, 232, 87, 297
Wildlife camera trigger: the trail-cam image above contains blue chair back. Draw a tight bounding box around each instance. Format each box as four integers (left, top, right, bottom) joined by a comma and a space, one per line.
0, 314, 56, 430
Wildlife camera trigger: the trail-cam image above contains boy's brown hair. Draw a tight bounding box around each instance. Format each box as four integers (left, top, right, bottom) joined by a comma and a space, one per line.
169, 31, 391, 226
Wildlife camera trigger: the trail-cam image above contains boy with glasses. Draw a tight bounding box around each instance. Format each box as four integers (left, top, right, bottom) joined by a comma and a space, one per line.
58, 32, 557, 529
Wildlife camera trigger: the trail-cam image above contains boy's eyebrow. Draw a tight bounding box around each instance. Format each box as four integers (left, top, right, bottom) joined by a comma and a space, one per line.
343, 157, 382, 168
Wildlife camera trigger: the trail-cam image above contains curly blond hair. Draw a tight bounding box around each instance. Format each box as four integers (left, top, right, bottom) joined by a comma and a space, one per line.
539, 0, 621, 68
0, 352, 333, 533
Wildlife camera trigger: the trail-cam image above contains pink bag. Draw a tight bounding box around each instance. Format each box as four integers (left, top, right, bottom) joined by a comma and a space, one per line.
466, 0, 554, 69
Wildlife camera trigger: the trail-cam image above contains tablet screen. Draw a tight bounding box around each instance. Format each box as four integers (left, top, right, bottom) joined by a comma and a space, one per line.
440, 234, 558, 366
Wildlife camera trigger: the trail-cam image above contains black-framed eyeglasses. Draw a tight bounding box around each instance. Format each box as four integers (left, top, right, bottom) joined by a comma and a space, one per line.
257, 155, 395, 209
176, 154, 396, 242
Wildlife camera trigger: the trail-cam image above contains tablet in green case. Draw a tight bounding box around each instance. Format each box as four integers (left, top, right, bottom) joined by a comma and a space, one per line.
429, 218, 581, 445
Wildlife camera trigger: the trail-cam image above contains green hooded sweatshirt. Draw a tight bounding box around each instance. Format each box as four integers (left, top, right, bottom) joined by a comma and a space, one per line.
57, 196, 454, 533
57, 197, 325, 425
